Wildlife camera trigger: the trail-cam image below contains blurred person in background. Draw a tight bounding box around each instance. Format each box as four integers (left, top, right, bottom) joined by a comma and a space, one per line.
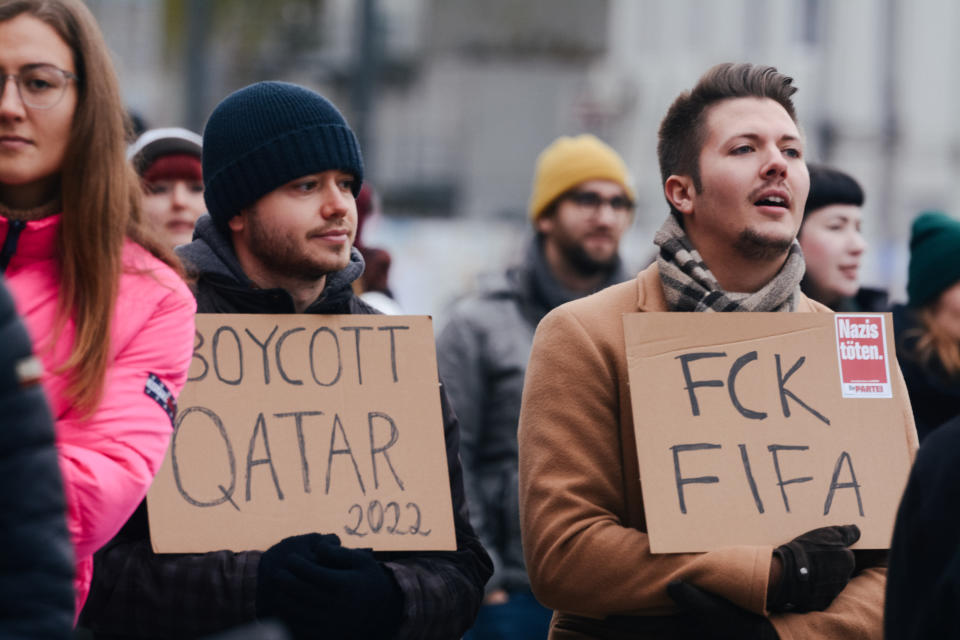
353, 182, 402, 314
128, 127, 205, 251
0, 274, 74, 638
892, 211, 960, 441
798, 164, 887, 311
0, 0, 196, 620
437, 133, 634, 640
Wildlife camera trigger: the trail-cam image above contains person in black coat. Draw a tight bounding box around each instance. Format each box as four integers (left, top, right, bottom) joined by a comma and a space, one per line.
886, 414, 960, 639
0, 275, 74, 637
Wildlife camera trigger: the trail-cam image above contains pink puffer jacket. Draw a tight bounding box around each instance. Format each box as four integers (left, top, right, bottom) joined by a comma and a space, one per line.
1, 214, 196, 618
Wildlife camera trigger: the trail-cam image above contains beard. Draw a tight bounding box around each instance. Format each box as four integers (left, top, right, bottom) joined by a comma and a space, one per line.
733, 228, 794, 262
244, 209, 350, 282
546, 219, 620, 277
555, 236, 619, 277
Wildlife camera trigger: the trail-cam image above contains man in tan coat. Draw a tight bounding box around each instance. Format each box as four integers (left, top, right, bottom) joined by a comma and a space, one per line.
518, 63, 915, 639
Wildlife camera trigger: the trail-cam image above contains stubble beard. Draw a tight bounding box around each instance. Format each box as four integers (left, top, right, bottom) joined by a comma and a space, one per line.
733, 227, 794, 262
245, 212, 350, 283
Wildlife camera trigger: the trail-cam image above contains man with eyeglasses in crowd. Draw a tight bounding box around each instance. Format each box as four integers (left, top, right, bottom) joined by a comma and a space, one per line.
436, 133, 634, 639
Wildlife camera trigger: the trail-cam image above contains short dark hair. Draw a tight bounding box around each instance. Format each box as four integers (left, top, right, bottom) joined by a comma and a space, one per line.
657, 63, 799, 215
803, 164, 864, 218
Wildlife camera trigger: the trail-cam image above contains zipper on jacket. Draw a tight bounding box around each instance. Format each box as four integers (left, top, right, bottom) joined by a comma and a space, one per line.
0, 220, 26, 272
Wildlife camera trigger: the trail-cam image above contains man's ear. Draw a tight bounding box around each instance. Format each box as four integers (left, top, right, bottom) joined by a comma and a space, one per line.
535, 214, 553, 236
664, 175, 696, 216
227, 211, 246, 234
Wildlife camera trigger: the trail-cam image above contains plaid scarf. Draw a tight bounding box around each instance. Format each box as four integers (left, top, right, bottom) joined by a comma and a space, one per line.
654, 215, 805, 312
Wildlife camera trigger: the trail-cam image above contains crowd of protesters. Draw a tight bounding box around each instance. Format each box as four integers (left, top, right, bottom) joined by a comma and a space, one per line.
1, 1, 959, 639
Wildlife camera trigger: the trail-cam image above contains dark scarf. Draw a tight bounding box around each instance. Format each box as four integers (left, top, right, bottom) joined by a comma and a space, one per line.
526, 234, 628, 317
654, 215, 805, 312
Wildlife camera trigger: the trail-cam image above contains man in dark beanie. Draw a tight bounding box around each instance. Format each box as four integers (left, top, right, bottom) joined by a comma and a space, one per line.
79, 81, 491, 639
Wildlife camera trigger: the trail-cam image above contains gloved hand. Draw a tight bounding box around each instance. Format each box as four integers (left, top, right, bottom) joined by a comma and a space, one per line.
256, 533, 404, 640
667, 580, 779, 640
256, 533, 343, 623
768, 524, 859, 613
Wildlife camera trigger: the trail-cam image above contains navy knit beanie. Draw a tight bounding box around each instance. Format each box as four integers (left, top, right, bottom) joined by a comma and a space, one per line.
202, 81, 364, 231
907, 211, 960, 308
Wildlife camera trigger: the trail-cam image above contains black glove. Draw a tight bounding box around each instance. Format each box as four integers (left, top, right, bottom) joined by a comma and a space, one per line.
256, 533, 342, 622
769, 524, 859, 613
667, 580, 779, 640
256, 533, 403, 640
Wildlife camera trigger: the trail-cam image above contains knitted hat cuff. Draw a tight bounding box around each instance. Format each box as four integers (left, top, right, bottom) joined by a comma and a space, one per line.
142, 153, 202, 183
531, 168, 634, 220
205, 123, 362, 229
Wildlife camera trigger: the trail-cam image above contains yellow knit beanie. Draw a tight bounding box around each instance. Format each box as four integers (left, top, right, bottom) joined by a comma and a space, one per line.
528, 134, 635, 222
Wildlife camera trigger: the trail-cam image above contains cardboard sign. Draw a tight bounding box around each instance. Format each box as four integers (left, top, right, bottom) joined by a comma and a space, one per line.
623, 312, 914, 554
147, 314, 456, 553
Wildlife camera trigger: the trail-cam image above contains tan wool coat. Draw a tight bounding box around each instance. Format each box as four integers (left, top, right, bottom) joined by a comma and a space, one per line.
518, 263, 919, 640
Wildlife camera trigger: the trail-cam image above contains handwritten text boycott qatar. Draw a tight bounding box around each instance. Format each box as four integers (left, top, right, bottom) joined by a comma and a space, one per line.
147, 314, 456, 554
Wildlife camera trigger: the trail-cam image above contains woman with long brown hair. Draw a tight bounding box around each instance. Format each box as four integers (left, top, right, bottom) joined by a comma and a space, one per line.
0, 0, 195, 618
893, 211, 960, 441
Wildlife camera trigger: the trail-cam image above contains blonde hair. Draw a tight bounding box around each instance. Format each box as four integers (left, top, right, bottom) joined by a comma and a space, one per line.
0, 0, 178, 414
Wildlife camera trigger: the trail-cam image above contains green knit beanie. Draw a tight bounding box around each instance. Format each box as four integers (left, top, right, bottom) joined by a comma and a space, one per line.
907, 211, 960, 308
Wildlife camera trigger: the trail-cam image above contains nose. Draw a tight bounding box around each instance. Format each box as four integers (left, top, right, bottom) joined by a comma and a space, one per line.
848, 229, 867, 255
319, 181, 352, 219
760, 145, 788, 180
170, 182, 189, 208
0, 75, 26, 120
592, 200, 620, 227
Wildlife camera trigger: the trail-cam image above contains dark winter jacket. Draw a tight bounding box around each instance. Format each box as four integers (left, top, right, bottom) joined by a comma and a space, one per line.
892, 304, 960, 441
0, 275, 74, 638
886, 414, 960, 639
834, 286, 889, 312
80, 215, 492, 639
436, 235, 627, 593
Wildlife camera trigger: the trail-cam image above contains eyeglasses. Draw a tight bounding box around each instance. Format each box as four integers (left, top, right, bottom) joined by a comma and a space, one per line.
565, 190, 635, 214
1, 64, 78, 110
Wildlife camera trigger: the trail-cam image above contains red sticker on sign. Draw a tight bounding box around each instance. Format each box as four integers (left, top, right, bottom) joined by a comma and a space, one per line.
834, 314, 892, 398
